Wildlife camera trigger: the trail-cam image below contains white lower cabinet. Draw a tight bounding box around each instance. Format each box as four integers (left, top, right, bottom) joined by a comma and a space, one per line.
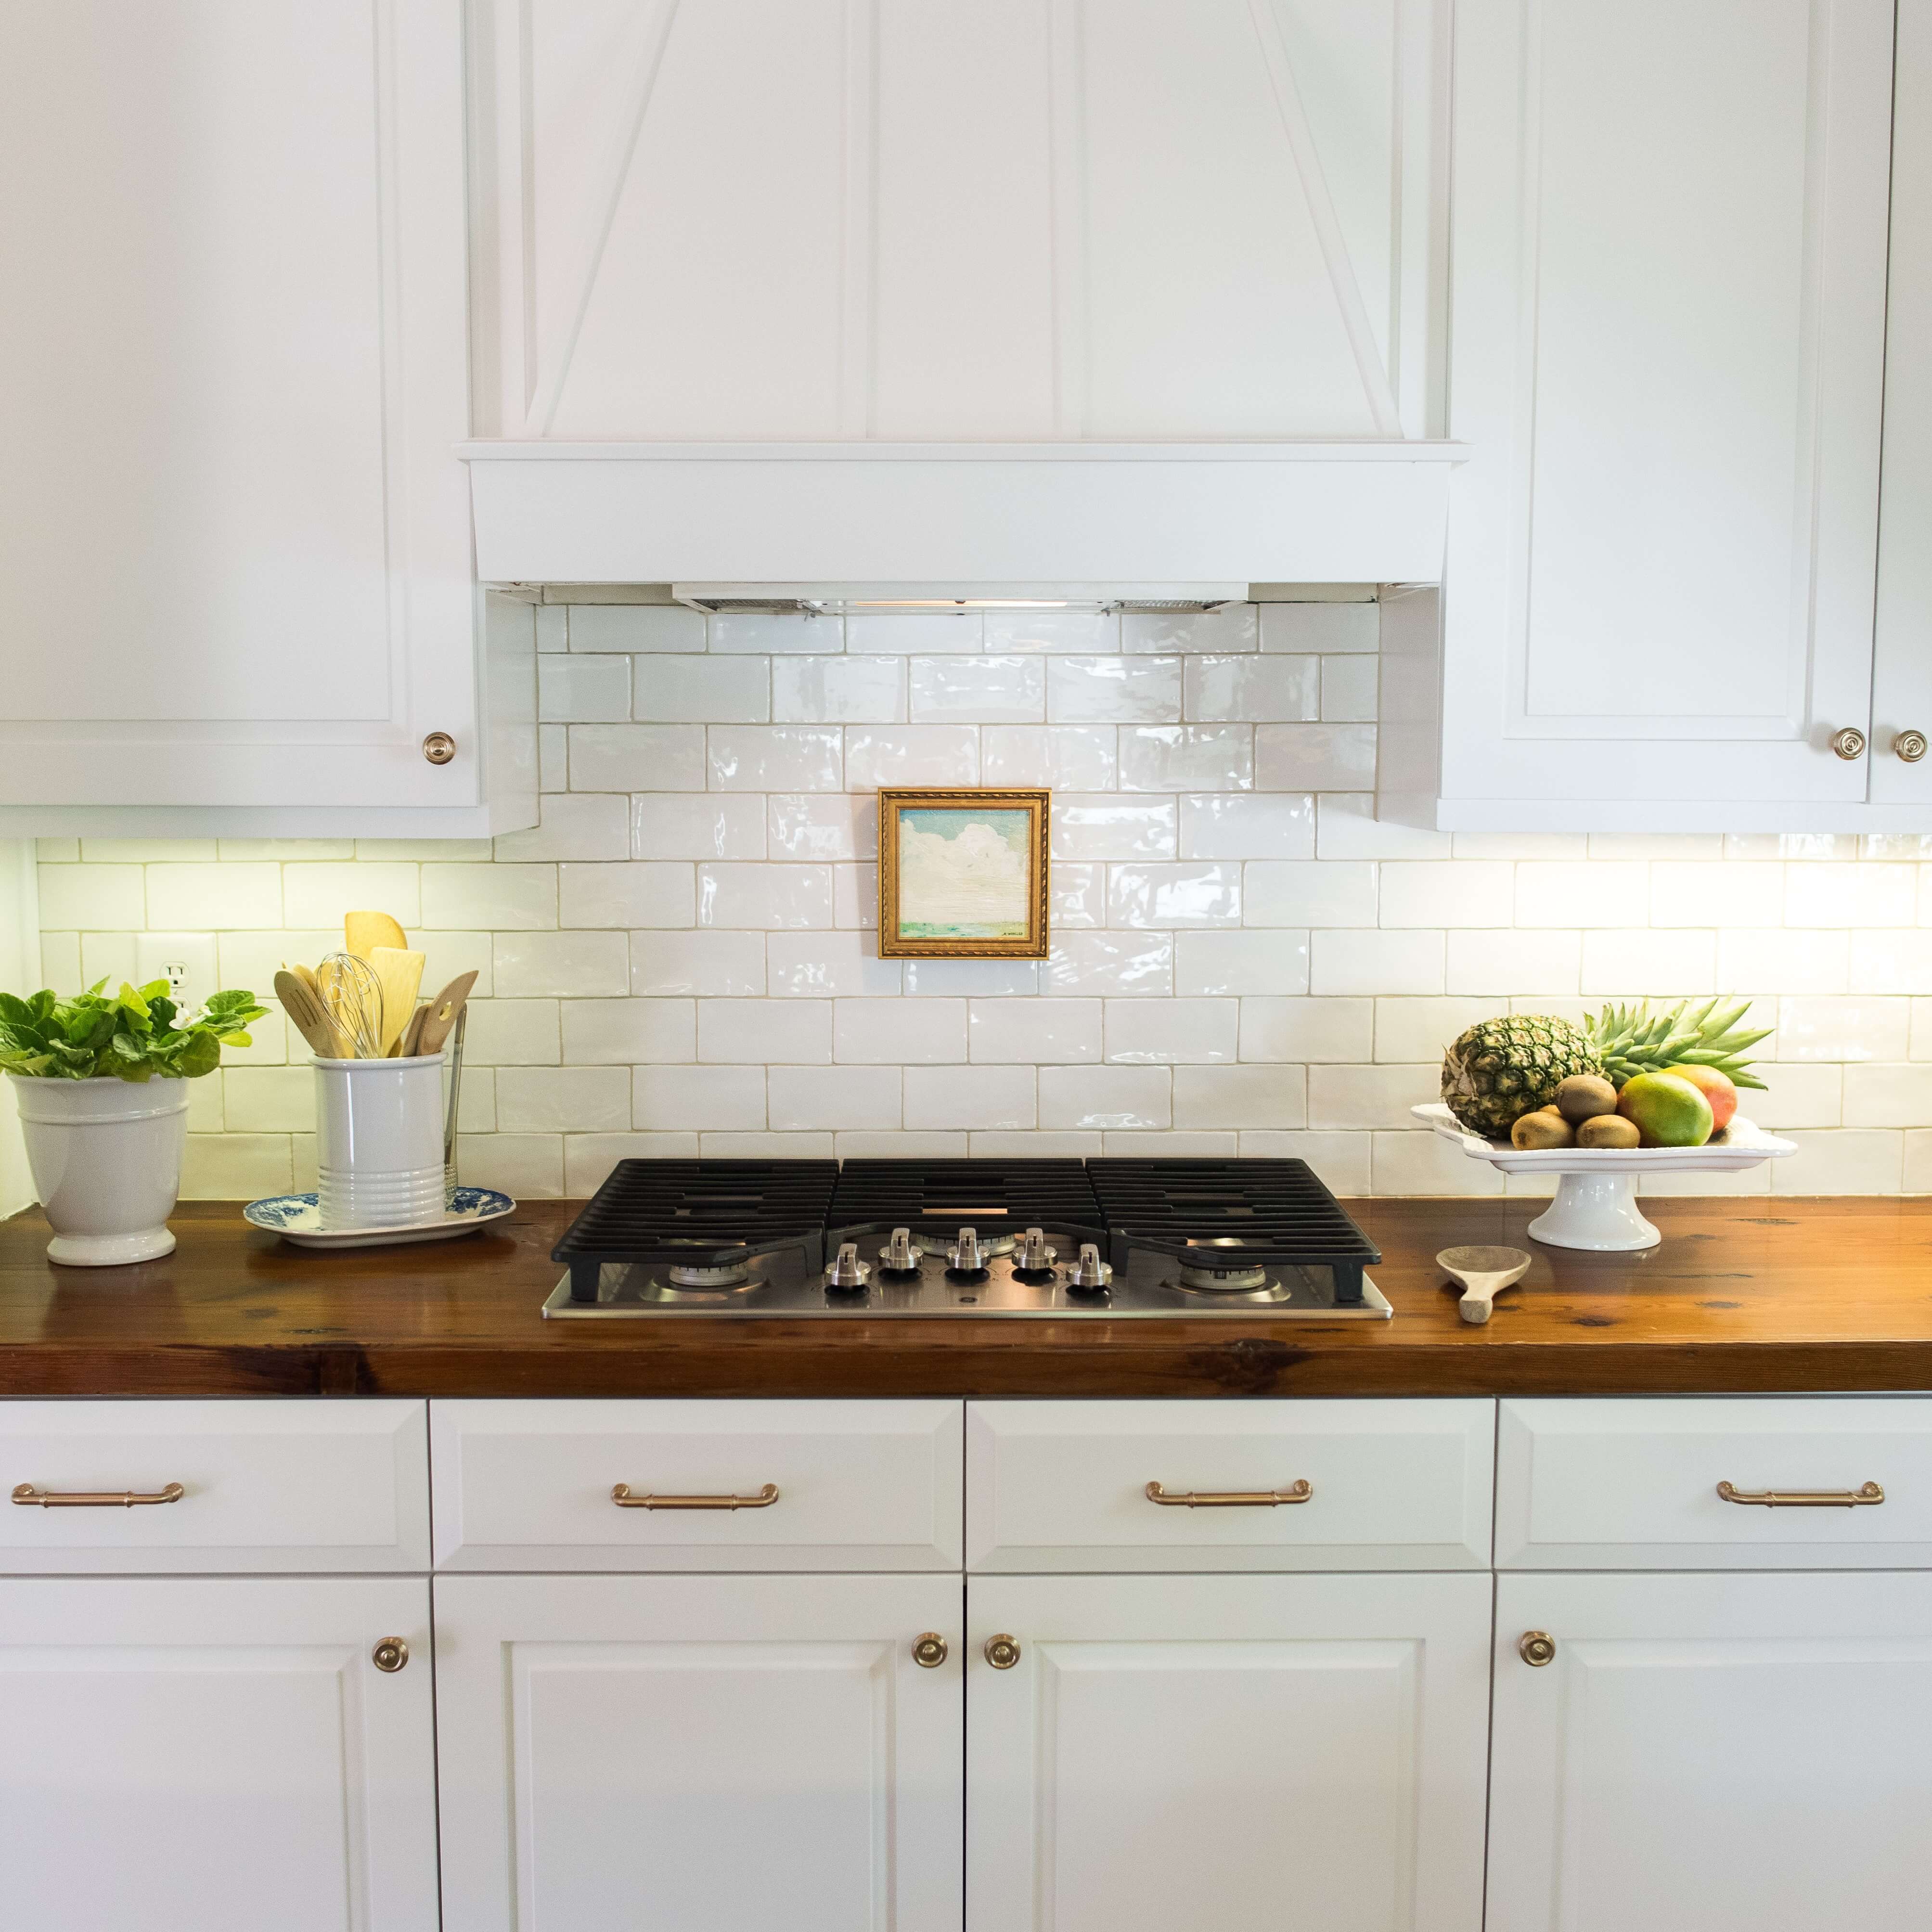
0, 1575, 438, 1932
1489, 1570, 1932, 1932
966, 1571, 1493, 1932
433, 1571, 966, 1932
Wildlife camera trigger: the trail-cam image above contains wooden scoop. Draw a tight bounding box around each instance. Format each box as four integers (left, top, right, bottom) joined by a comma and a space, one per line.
1437, 1245, 1532, 1325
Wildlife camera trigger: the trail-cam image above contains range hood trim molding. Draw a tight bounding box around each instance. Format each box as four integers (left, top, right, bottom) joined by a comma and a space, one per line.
456, 440, 1468, 587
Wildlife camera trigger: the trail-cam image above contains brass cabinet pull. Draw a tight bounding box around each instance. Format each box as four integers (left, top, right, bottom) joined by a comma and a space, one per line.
1717, 1480, 1884, 1509
610, 1482, 780, 1511
371, 1636, 410, 1673
1895, 730, 1929, 763
1831, 726, 1867, 760
912, 1632, 948, 1669
13, 1481, 185, 1509
984, 1634, 1021, 1670
1145, 1479, 1312, 1508
422, 732, 457, 765
1520, 1631, 1557, 1667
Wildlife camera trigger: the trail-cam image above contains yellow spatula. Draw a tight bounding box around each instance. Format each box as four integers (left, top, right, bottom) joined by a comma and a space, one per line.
368, 946, 425, 1056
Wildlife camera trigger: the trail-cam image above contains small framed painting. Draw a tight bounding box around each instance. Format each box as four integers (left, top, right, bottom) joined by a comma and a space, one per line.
877, 788, 1051, 958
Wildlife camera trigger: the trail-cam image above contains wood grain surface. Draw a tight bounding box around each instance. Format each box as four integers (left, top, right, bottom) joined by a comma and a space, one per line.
2, 1198, 1930, 1399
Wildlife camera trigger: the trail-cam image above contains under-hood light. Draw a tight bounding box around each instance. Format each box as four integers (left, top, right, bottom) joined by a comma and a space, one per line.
672, 581, 1245, 618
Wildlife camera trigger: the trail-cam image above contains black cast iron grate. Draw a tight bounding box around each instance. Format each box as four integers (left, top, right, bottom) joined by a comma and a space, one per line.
554, 1159, 839, 1301
1087, 1157, 1380, 1303
828, 1158, 1105, 1244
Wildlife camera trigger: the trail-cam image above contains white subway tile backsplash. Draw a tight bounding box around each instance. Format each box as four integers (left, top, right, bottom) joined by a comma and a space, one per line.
838, 1131, 972, 1158
970, 998, 1102, 1063
1052, 797, 1177, 861
844, 725, 979, 789
697, 999, 832, 1064
559, 862, 696, 929
1184, 656, 1318, 722
697, 863, 834, 930
1180, 793, 1314, 861
834, 997, 964, 1063
631, 930, 765, 998
1048, 932, 1175, 997
49, 597, 1914, 1199
495, 793, 631, 861
1102, 1131, 1239, 1156
632, 656, 770, 723
1119, 725, 1254, 792
1047, 656, 1181, 723
1254, 723, 1376, 792
1109, 863, 1241, 928
981, 724, 1118, 789
909, 656, 1044, 722
772, 656, 905, 724
568, 724, 709, 793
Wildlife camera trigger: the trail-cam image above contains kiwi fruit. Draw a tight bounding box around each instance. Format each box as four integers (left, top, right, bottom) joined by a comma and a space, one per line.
1555, 1074, 1621, 1124
1511, 1110, 1576, 1150
1576, 1113, 1641, 1150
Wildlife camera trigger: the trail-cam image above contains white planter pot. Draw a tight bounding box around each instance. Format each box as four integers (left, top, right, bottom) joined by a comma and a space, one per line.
8, 1074, 190, 1266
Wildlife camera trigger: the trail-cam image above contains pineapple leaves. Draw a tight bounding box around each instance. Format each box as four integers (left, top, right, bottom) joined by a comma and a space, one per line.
0, 980, 267, 1082
1588, 993, 1771, 1090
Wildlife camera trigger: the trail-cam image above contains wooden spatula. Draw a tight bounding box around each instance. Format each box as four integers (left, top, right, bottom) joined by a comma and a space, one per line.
274, 969, 342, 1058
1437, 1245, 1532, 1325
412, 971, 477, 1056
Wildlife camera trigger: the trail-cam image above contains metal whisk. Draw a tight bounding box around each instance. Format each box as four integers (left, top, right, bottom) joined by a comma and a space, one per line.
314, 951, 384, 1058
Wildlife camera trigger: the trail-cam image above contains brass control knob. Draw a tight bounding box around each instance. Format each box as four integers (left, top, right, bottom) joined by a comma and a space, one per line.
912, 1632, 948, 1669
984, 1633, 1021, 1670
422, 732, 457, 766
372, 1636, 410, 1673
1830, 727, 1867, 760
1519, 1630, 1556, 1668
1894, 730, 1928, 764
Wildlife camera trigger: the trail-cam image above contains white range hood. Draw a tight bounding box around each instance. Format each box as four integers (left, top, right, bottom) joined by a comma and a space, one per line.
459, 0, 1465, 589
458, 441, 1465, 589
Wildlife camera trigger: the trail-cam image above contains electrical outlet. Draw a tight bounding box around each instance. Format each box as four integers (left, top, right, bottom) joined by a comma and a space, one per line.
136, 934, 219, 1018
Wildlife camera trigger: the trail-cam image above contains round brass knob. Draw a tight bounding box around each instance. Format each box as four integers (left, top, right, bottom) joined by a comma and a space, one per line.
912, 1632, 948, 1669
1519, 1630, 1556, 1668
372, 1636, 410, 1673
422, 732, 457, 766
1894, 730, 1928, 764
984, 1633, 1021, 1670
1830, 727, 1867, 760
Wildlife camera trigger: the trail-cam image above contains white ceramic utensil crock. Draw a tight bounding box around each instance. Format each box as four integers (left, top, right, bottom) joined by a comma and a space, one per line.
9, 1073, 189, 1266
314, 1055, 447, 1229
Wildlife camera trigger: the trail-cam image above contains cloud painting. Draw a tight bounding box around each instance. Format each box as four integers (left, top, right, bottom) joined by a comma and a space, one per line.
895, 807, 1031, 938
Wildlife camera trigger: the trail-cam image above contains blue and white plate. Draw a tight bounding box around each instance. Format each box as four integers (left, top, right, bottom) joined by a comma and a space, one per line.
243, 1188, 516, 1249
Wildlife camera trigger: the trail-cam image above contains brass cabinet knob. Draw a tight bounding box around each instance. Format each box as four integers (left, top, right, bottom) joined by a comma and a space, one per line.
422, 732, 457, 766
984, 1633, 1021, 1670
912, 1632, 948, 1669
1519, 1630, 1557, 1668
372, 1636, 410, 1673
1894, 730, 1928, 764
1830, 727, 1867, 760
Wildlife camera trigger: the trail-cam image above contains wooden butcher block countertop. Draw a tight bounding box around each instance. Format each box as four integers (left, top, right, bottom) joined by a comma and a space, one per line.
1, 1198, 1930, 1400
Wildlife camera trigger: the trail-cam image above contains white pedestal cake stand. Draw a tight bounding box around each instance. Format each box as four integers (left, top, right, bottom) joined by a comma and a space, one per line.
1410, 1103, 1798, 1251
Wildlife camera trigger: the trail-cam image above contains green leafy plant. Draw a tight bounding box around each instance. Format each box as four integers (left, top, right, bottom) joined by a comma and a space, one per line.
0, 981, 266, 1082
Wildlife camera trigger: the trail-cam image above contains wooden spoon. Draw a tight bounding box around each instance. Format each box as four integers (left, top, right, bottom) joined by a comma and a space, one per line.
412, 971, 477, 1056
1437, 1245, 1532, 1326
274, 970, 342, 1058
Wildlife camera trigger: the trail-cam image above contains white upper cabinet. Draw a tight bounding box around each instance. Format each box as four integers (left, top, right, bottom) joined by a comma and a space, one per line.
468, 0, 1447, 444
1395, 0, 1899, 829
0, 1, 534, 836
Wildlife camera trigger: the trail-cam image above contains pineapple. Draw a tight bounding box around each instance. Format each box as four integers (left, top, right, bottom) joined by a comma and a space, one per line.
1589, 995, 1770, 1090
1442, 1015, 1603, 1138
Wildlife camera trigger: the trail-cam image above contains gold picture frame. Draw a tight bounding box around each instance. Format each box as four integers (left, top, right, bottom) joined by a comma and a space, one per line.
876, 788, 1051, 958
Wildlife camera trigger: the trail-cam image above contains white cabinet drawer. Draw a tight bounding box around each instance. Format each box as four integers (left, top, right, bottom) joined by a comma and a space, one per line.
430, 1400, 964, 1571
0, 1400, 430, 1573
966, 1400, 1494, 1572
1497, 1398, 1932, 1569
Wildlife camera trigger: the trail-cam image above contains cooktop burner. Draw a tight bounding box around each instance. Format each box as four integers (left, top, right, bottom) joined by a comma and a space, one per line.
543, 1156, 1386, 1319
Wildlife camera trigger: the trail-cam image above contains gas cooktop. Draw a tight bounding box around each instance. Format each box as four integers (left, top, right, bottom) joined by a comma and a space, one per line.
541, 1157, 1388, 1319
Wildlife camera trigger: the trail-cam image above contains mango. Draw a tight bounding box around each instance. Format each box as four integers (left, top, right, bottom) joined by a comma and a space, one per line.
1617, 1071, 1714, 1147
1661, 1063, 1738, 1133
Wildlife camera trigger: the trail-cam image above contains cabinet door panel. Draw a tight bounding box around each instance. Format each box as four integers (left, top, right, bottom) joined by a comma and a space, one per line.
967, 1572, 1490, 1932
435, 1572, 964, 1932
0, 1576, 437, 1932
1440, 0, 1893, 809
1490, 1572, 1932, 1932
